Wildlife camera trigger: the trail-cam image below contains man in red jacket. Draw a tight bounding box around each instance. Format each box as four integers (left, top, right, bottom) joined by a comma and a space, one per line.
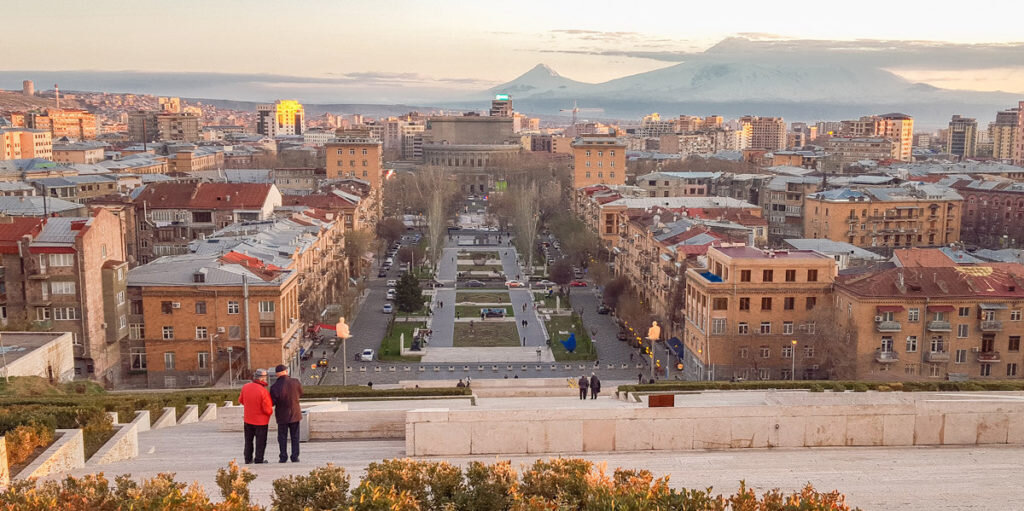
238, 368, 273, 464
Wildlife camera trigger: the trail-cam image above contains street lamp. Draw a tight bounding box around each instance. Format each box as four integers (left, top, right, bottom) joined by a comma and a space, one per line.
336, 317, 351, 386
227, 346, 234, 387
790, 339, 797, 381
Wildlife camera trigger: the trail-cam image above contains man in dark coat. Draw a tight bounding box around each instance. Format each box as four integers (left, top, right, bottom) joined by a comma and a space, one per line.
269, 364, 303, 463
590, 372, 601, 399
577, 375, 589, 400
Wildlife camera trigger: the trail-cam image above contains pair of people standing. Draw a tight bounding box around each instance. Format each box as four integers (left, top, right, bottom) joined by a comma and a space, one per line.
577, 373, 601, 400
238, 364, 304, 464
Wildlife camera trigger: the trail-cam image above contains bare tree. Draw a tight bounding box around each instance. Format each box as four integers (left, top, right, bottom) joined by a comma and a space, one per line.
414, 166, 454, 267
513, 180, 541, 275
344, 229, 374, 277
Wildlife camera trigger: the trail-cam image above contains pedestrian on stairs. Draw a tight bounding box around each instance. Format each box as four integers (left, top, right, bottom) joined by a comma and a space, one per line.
577, 375, 590, 400
269, 364, 303, 463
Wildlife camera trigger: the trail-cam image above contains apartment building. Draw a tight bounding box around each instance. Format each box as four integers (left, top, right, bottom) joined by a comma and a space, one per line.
803, 184, 963, 250
126, 252, 301, 388
951, 179, 1024, 249
167, 146, 224, 172
132, 182, 283, 263
636, 172, 720, 197
684, 246, 837, 381
282, 182, 380, 233
738, 116, 786, 151
0, 128, 52, 160
0, 209, 128, 383
156, 113, 201, 142
27, 109, 98, 140
52, 141, 106, 164
571, 135, 627, 188
325, 137, 384, 188
127, 111, 160, 143
823, 137, 899, 172
835, 265, 1024, 381
991, 108, 1019, 162
1015, 101, 1024, 167
762, 176, 821, 247
256, 100, 305, 137
839, 114, 914, 162
947, 115, 978, 160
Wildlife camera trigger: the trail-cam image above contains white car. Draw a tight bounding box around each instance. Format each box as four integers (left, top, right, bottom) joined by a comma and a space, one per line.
360, 349, 375, 362
385, 257, 394, 265
386, 289, 396, 300
386, 279, 397, 287
382, 303, 393, 313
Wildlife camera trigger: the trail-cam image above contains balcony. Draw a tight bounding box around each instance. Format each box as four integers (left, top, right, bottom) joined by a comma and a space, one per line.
845, 217, 858, 224
977, 351, 1001, 362
258, 311, 275, 322
925, 351, 950, 362
875, 321, 902, 332
979, 320, 1003, 332
927, 320, 952, 332
875, 350, 899, 363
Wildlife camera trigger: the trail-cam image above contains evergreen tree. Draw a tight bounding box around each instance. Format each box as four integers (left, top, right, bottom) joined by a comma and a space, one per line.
395, 272, 423, 313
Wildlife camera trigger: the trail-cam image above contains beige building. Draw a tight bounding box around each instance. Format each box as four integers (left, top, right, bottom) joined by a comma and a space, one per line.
804, 184, 963, 250
824, 137, 900, 172
947, 115, 978, 160
738, 116, 786, 150
52, 141, 105, 164
991, 108, 1019, 162
157, 113, 201, 142
571, 135, 626, 188
684, 246, 837, 381
840, 114, 914, 162
0, 128, 52, 160
325, 137, 384, 189
127, 111, 160, 143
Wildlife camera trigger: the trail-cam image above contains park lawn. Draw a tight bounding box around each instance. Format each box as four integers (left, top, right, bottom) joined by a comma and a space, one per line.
457, 250, 500, 260
457, 264, 505, 273
380, 321, 427, 361
547, 313, 597, 361
535, 291, 570, 310
456, 290, 511, 304
453, 322, 520, 347
455, 305, 514, 318
398, 295, 432, 317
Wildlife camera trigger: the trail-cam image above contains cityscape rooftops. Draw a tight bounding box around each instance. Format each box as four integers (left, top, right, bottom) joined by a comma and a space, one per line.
807, 183, 962, 202
127, 253, 293, 286
602, 196, 757, 210
636, 171, 723, 181
132, 182, 276, 210
52, 141, 107, 151
0, 196, 83, 216
837, 265, 1024, 299
713, 245, 828, 260
784, 239, 886, 261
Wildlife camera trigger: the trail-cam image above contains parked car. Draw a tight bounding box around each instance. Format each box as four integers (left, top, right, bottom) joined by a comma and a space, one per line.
505, 280, 526, 288
481, 307, 506, 318
386, 279, 397, 287
462, 280, 485, 288
360, 349, 375, 362
617, 331, 628, 342
382, 303, 393, 314
386, 289, 396, 300
385, 257, 394, 265
534, 280, 556, 289
570, 280, 588, 287
597, 304, 611, 314
377, 269, 387, 278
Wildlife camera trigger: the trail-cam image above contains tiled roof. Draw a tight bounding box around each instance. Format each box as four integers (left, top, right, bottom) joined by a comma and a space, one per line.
0, 217, 45, 251
133, 182, 274, 209
837, 265, 1024, 299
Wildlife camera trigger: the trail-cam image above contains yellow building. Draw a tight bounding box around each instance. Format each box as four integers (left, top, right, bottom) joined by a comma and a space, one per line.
256, 100, 305, 137
0, 128, 52, 160
684, 246, 837, 380
803, 184, 963, 249
571, 135, 626, 188
325, 137, 384, 189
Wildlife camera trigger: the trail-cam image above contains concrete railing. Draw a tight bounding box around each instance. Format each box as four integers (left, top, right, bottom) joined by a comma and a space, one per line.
177, 404, 199, 425
87, 409, 150, 466
405, 394, 1024, 456
152, 407, 177, 429
0, 437, 8, 487
17, 429, 84, 480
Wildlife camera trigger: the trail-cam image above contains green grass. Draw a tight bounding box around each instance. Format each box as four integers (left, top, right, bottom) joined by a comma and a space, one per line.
453, 322, 521, 347
457, 264, 504, 273
458, 251, 500, 260
456, 291, 511, 304
547, 313, 596, 361
535, 291, 570, 310
399, 295, 432, 316
380, 321, 427, 361
455, 305, 514, 318
0, 377, 105, 397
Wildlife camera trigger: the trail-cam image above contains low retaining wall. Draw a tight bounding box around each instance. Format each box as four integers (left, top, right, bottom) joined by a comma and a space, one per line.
0, 437, 8, 487
17, 429, 84, 480
133, 410, 151, 433
177, 404, 199, 425
199, 403, 218, 422
87, 411, 148, 466
400, 377, 578, 398
152, 407, 177, 429
406, 396, 1024, 456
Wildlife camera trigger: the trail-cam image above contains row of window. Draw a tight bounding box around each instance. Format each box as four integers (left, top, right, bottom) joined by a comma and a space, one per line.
880, 335, 1020, 353
895, 363, 1017, 377
715, 296, 818, 312
737, 269, 818, 283
738, 344, 815, 359
713, 319, 816, 336
583, 171, 616, 179
335, 148, 369, 155
161, 351, 210, 371
160, 324, 276, 340
583, 150, 616, 157
161, 300, 275, 314
583, 161, 615, 168
35, 307, 128, 328
878, 308, 1022, 322
334, 160, 370, 167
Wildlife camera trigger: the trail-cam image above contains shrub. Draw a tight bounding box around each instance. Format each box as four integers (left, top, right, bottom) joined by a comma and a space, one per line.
877, 385, 892, 392
520, 458, 593, 509
809, 384, 825, 392
459, 461, 519, 511
354, 459, 463, 510
852, 383, 869, 392
272, 463, 350, 511
216, 460, 258, 508
832, 383, 847, 392
3, 422, 54, 470
889, 382, 904, 392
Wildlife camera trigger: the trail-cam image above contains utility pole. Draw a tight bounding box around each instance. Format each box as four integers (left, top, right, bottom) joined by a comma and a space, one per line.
791, 339, 797, 380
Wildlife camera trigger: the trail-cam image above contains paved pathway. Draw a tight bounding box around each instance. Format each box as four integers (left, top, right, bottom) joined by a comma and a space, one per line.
498, 246, 548, 348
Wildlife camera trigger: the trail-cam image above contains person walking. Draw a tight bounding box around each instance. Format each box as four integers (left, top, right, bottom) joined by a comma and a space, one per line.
238, 369, 273, 464
522, 303, 527, 312
638, 373, 644, 385
590, 372, 601, 399
269, 364, 303, 463
577, 375, 589, 400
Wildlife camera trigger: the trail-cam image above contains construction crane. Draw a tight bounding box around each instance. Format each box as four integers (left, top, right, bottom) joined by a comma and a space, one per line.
559, 100, 603, 127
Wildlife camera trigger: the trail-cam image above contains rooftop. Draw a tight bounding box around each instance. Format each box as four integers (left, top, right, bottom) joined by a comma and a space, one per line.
0, 196, 82, 216
127, 253, 293, 287
784, 239, 885, 261
0, 332, 71, 365
838, 265, 1024, 299
133, 182, 276, 210
713, 246, 827, 260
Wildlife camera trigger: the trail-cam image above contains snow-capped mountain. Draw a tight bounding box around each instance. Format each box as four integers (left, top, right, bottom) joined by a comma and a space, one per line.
488, 63, 586, 97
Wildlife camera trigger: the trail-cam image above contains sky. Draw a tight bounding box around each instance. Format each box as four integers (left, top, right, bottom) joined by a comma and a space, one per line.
3, 0, 1024, 95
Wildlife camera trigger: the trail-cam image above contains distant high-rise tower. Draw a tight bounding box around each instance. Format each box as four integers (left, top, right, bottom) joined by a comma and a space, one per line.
256, 100, 305, 137
991, 107, 1019, 162
1014, 101, 1024, 167
947, 115, 978, 160
490, 95, 513, 117
22, 80, 34, 96
158, 97, 182, 114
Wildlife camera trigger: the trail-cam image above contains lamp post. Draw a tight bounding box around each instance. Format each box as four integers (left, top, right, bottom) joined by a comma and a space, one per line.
791, 339, 797, 381
227, 346, 234, 387
336, 317, 351, 386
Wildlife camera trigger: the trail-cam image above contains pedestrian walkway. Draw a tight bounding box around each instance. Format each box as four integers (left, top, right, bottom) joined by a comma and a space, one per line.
419, 347, 555, 363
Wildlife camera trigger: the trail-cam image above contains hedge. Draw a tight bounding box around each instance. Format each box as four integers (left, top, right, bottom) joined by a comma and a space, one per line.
0, 458, 861, 510
616, 379, 1024, 394
0, 404, 113, 460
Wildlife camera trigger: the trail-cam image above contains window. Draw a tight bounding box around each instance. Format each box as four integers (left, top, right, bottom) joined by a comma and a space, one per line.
195, 326, 208, 339
162, 301, 173, 314
881, 336, 894, 352
759, 321, 771, 334
930, 336, 945, 353
906, 336, 918, 352
229, 325, 241, 340
712, 298, 728, 310
806, 297, 817, 310
52, 307, 79, 320
259, 301, 275, 313
761, 297, 772, 310
711, 318, 726, 335
228, 301, 240, 314
101, 244, 107, 258
116, 291, 125, 305
739, 346, 749, 359
957, 324, 968, 338
784, 297, 795, 310
807, 269, 818, 282
783, 321, 794, 335
1013, 309, 1022, 321
762, 270, 773, 282
259, 324, 275, 337
35, 307, 50, 321
803, 345, 815, 358
782, 345, 793, 358
740, 270, 751, 282
1008, 363, 1018, 377
195, 301, 207, 314
50, 281, 75, 295
1010, 336, 1021, 352
958, 307, 970, 317
162, 326, 174, 340
955, 349, 967, 364
361, 148, 367, 155
198, 352, 210, 370
980, 363, 992, 377
738, 322, 749, 334
805, 322, 816, 335
164, 352, 176, 370
908, 308, 920, 322
785, 269, 796, 282
739, 298, 750, 311
129, 323, 144, 340
929, 364, 942, 377
759, 346, 771, 358
130, 347, 146, 370
49, 253, 74, 267
982, 310, 995, 321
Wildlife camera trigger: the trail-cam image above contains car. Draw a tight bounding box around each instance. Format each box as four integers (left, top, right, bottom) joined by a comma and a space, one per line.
382, 303, 393, 314
534, 280, 556, 289
386, 289, 396, 300
546, 258, 555, 264
462, 280, 485, 288
617, 331, 628, 342
597, 304, 611, 314
570, 280, 588, 287
385, 257, 394, 265
505, 280, 526, 288
386, 279, 397, 287
360, 349, 375, 362
377, 270, 387, 278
